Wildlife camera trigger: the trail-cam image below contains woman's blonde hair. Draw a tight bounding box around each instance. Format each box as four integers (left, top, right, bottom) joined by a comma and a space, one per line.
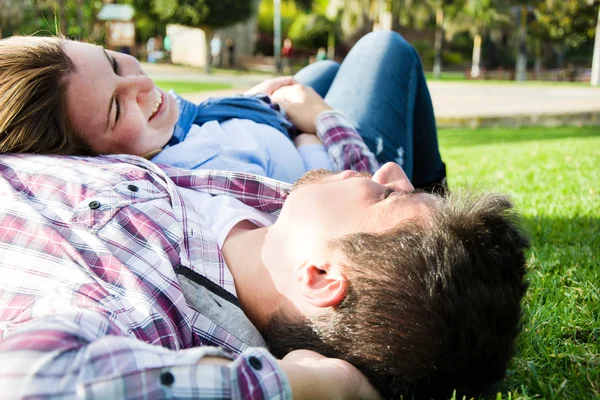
0, 36, 91, 155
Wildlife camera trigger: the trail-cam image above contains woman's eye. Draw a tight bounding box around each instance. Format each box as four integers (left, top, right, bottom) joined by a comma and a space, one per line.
115, 97, 121, 123
110, 56, 121, 123
111, 56, 120, 74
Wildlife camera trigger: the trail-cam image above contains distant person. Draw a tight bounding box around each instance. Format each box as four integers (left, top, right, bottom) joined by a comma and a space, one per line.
210, 34, 222, 68
118, 46, 131, 56
253, 32, 262, 56
226, 38, 235, 68
146, 36, 156, 63
316, 47, 327, 62
282, 38, 294, 74
163, 34, 172, 63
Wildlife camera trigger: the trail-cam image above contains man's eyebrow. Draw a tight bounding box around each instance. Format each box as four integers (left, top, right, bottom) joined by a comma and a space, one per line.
389, 189, 421, 205
103, 49, 114, 131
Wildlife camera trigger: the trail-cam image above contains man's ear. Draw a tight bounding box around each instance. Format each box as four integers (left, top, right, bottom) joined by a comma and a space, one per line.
296, 263, 348, 308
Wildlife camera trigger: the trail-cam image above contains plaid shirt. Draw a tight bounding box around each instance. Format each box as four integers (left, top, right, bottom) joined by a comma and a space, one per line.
0, 113, 376, 399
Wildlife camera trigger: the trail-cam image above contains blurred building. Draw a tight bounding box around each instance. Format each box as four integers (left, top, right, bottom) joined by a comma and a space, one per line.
167, 3, 259, 68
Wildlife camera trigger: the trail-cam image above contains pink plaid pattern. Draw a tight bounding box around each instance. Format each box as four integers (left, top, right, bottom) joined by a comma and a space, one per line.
0, 154, 290, 399
316, 111, 380, 174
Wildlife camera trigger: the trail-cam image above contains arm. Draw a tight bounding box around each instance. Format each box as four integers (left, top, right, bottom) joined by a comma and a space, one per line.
294, 134, 333, 171
315, 111, 379, 173
0, 313, 379, 400
271, 84, 380, 174
0, 312, 291, 399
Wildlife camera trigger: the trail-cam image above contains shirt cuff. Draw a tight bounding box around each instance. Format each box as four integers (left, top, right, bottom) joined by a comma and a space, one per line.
315, 110, 351, 139
231, 347, 292, 400
76, 347, 291, 400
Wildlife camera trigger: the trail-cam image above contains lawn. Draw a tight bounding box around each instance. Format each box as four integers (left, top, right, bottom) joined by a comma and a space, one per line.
154, 80, 232, 94
438, 126, 600, 399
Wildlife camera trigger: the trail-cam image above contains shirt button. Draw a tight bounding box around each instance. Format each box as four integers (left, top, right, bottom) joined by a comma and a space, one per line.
127, 184, 139, 192
88, 201, 101, 210
248, 356, 262, 370
160, 371, 175, 386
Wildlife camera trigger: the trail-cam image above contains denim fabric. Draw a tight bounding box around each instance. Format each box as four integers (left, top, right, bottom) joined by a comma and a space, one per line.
294, 31, 446, 187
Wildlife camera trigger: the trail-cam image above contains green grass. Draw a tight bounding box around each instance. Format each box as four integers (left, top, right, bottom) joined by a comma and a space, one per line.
154, 80, 232, 94
438, 126, 600, 399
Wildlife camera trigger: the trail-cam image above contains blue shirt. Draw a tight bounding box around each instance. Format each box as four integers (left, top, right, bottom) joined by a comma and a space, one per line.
152, 118, 331, 183
152, 93, 332, 183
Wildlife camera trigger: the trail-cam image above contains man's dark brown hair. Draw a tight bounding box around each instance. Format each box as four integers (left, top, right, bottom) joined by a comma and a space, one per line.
264, 191, 529, 400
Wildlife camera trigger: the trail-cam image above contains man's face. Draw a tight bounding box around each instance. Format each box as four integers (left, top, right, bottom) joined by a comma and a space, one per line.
63, 41, 179, 156
276, 162, 439, 246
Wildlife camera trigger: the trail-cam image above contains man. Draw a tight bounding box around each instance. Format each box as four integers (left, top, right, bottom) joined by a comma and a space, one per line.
0, 151, 528, 399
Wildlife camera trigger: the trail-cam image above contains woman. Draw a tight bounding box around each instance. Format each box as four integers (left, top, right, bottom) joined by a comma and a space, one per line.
0, 31, 446, 190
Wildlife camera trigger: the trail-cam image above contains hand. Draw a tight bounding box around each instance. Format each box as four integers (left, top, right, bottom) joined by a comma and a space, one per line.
245, 76, 298, 96
270, 84, 333, 134
279, 350, 382, 400
294, 133, 322, 149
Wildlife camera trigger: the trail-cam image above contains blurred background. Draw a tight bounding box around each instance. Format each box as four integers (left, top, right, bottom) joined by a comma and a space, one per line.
1, 1, 599, 399
1, 0, 599, 85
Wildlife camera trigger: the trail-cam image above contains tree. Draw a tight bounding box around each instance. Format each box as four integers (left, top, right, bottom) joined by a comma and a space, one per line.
534, 0, 598, 49
287, 13, 339, 51
510, 4, 537, 81
140, 0, 256, 70
397, 0, 457, 78
446, 0, 511, 78
592, 0, 600, 86
529, 0, 599, 74
0, 0, 99, 39
0, 0, 32, 36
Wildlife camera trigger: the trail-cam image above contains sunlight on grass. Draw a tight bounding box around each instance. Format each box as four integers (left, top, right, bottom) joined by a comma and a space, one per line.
438, 126, 600, 399
154, 80, 232, 94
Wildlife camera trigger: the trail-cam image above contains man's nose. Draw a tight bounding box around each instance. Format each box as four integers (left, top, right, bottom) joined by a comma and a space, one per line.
372, 162, 414, 192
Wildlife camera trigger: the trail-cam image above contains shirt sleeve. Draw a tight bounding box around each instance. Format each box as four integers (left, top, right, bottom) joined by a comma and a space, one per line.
0, 313, 291, 400
296, 143, 333, 171
315, 111, 380, 174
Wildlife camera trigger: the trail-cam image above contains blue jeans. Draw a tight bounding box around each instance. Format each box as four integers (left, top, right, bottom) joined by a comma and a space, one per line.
294, 31, 446, 189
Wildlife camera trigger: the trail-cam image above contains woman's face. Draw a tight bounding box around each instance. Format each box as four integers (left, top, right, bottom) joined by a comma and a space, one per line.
63, 41, 179, 156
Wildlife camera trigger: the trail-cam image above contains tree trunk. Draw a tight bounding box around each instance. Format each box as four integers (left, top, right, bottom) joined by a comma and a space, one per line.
327, 29, 335, 60
591, 4, 600, 87
534, 40, 542, 79
471, 33, 482, 78
76, 0, 84, 38
274, 0, 282, 73
515, 5, 528, 82
433, 7, 444, 79
554, 44, 565, 69
204, 28, 213, 73
57, 0, 67, 35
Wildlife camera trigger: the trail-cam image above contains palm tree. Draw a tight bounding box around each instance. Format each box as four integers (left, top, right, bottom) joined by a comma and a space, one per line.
398, 0, 449, 78
592, 0, 600, 86
55, 0, 68, 34
446, 0, 510, 78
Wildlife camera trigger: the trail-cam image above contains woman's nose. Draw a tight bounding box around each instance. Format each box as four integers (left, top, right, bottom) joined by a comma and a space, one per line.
372, 162, 414, 192
119, 74, 155, 102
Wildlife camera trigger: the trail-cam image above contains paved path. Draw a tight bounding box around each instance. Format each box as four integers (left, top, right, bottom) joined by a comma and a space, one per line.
429, 82, 600, 118
145, 63, 600, 128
